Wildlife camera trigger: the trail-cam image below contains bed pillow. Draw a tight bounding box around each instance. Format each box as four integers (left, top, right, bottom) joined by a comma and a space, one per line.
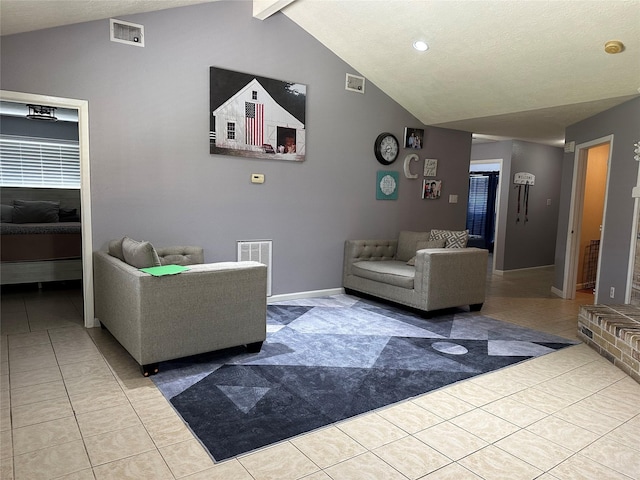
406, 239, 447, 265
12, 199, 60, 223
59, 207, 80, 222
396, 231, 432, 262
122, 237, 161, 269
429, 229, 469, 248
1, 204, 13, 223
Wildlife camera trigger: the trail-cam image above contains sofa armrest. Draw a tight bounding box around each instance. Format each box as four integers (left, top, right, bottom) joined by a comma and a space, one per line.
413, 247, 488, 310
343, 239, 397, 277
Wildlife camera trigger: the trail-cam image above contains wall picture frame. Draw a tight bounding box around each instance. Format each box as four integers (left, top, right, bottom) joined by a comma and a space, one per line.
424, 158, 438, 177
404, 127, 424, 149
376, 171, 399, 200
210, 66, 307, 162
422, 179, 442, 199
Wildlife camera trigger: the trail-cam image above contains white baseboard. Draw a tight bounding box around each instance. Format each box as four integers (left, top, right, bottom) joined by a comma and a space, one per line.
550, 286, 564, 298
268, 288, 344, 303
494, 264, 554, 276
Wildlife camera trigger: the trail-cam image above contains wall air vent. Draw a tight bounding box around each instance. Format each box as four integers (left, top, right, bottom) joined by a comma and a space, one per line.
110, 18, 144, 47
238, 240, 272, 296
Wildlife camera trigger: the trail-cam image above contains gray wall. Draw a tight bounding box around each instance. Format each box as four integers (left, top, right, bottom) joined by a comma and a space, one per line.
471, 140, 563, 271
554, 97, 640, 304
0, 1, 472, 296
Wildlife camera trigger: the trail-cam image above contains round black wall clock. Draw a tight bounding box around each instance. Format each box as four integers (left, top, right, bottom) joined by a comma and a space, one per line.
374, 132, 400, 165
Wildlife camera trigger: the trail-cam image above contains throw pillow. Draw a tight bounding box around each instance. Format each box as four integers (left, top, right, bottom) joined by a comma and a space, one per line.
108, 237, 126, 261
59, 207, 80, 222
406, 239, 446, 265
396, 230, 431, 262
121, 237, 161, 268
12, 199, 60, 223
1, 204, 13, 223
429, 229, 469, 248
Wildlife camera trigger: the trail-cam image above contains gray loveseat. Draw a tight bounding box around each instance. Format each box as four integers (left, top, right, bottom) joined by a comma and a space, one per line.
94, 237, 267, 376
343, 230, 488, 314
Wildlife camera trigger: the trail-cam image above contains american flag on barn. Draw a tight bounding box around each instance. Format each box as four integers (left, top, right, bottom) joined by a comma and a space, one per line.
245, 101, 264, 146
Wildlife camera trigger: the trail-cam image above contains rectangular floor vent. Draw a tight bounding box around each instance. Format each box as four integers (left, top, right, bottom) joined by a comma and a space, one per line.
238, 240, 272, 296
110, 18, 144, 47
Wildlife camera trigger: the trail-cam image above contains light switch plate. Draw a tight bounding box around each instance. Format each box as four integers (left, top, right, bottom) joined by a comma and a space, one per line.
251, 173, 265, 184
449, 194, 458, 203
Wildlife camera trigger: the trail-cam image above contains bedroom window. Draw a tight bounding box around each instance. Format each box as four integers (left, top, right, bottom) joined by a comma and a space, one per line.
0, 135, 80, 189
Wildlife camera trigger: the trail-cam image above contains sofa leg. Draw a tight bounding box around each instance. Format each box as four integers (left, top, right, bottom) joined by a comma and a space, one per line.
470, 303, 483, 312
246, 341, 263, 353
141, 363, 159, 377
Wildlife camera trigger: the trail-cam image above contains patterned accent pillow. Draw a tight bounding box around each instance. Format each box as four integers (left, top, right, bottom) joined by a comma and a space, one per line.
429, 229, 469, 248
406, 239, 447, 265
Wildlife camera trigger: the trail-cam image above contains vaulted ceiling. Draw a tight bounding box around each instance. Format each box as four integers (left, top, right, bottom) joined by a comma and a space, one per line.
1, 0, 638, 146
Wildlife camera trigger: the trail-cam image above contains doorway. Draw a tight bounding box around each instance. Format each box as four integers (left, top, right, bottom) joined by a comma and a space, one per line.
562, 136, 612, 301
0, 90, 94, 327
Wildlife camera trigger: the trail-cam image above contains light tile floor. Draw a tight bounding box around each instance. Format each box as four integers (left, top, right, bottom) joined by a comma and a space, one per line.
1, 270, 640, 479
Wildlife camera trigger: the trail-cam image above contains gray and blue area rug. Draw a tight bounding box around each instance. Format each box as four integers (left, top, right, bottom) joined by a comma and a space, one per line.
152, 294, 578, 462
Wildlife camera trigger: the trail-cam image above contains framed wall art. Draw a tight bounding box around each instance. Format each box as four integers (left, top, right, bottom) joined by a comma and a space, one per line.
210, 66, 307, 162
422, 179, 442, 199
376, 171, 399, 200
403, 127, 424, 149
423, 158, 438, 177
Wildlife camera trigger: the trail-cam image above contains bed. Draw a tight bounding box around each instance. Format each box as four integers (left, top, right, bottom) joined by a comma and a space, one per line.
1, 188, 83, 285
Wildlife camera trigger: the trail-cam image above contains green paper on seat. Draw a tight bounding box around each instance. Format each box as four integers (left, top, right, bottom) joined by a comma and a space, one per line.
140, 265, 190, 276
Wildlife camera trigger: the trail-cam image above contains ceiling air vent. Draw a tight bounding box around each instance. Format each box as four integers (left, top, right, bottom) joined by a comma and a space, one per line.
110, 18, 144, 47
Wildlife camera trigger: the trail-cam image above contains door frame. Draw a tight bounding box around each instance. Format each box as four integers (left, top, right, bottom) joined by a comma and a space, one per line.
470, 159, 503, 273
1, 90, 94, 327
561, 135, 613, 300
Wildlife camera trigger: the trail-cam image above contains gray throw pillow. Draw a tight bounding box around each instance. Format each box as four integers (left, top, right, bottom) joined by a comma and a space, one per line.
1, 204, 13, 223
108, 237, 126, 261
396, 230, 431, 262
122, 237, 161, 268
12, 199, 60, 223
406, 239, 446, 265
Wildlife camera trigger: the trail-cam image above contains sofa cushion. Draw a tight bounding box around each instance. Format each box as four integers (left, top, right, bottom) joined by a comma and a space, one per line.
157, 246, 205, 266
406, 239, 446, 265
429, 229, 469, 248
1, 204, 13, 223
122, 237, 161, 268
396, 231, 431, 262
351, 260, 415, 289
12, 199, 60, 223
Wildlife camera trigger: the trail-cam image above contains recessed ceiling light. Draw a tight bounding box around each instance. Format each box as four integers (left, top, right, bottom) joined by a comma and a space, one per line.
413, 40, 429, 52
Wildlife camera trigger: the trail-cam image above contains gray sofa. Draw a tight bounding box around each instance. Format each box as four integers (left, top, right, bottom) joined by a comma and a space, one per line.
343, 230, 488, 314
94, 238, 267, 376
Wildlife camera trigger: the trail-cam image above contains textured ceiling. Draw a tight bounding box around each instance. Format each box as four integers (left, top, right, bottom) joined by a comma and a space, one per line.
1, 0, 639, 146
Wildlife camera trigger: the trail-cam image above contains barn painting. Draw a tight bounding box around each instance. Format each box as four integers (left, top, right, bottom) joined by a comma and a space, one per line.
210, 67, 306, 162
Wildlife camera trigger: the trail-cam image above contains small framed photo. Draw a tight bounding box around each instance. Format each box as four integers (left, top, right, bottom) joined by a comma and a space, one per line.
423, 158, 438, 177
422, 179, 441, 199
404, 127, 424, 149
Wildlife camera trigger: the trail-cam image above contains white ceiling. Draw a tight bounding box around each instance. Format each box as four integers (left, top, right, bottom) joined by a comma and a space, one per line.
1, 0, 639, 146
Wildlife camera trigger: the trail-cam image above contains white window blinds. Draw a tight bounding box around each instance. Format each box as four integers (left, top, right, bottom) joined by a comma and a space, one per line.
0, 135, 80, 188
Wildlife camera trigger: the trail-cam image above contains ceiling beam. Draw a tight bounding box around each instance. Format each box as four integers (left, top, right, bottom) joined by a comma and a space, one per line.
253, 0, 296, 20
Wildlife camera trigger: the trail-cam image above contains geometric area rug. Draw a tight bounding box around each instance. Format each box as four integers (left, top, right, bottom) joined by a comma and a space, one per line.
151, 294, 579, 462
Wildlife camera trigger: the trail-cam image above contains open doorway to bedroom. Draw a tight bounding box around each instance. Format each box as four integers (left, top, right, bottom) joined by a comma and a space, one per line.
0, 90, 94, 328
